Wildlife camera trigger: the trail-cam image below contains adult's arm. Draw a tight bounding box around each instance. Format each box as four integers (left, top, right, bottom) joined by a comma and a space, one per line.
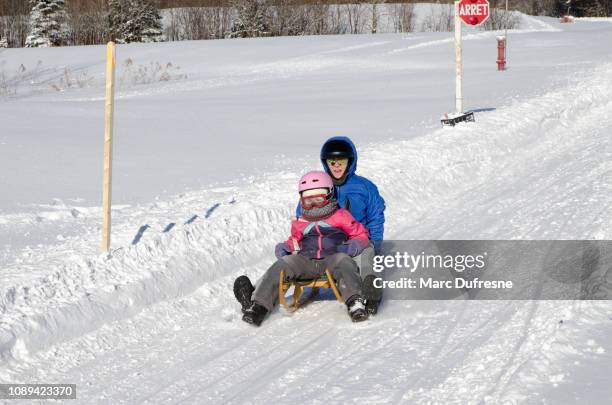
335, 209, 370, 256
365, 180, 386, 241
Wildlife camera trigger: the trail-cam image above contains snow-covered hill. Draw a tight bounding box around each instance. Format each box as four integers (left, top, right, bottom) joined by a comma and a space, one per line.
1, 11, 612, 404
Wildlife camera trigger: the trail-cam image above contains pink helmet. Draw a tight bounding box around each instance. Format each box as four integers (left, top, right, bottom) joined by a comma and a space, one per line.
298, 171, 334, 194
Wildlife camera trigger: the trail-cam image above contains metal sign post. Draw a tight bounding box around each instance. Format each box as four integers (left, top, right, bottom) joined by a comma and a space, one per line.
455, 0, 463, 114
442, 0, 490, 126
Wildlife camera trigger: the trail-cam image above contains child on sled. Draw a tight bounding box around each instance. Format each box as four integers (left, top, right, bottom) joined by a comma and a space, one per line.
233, 171, 370, 326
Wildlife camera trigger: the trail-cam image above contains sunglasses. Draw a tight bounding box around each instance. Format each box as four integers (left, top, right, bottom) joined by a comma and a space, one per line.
326, 158, 349, 167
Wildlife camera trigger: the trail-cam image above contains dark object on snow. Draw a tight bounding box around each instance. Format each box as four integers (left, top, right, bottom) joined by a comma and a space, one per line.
233, 275, 255, 314
242, 302, 268, 326
441, 111, 475, 126
362, 274, 382, 315
346, 295, 369, 322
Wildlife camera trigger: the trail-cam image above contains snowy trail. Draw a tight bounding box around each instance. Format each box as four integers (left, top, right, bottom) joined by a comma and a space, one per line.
3, 58, 612, 404
6, 295, 610, 404
3, 57, 612, 365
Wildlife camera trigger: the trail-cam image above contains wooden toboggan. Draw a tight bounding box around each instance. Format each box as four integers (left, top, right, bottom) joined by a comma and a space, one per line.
278, 269, 344, 312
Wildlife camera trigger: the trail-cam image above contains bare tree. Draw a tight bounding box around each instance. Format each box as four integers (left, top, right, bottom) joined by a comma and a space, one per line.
370, 0, 379, 34
0, 15, 29, 48
269, 0, 308, 36
527, 0, 556, 15
420, 2, 453, 32
168, 8, 208, 40
66, 0, 108, 45
389, 2, 415, 33
478, 1, 521, 30
164, 7, 182, 41
207, 6, 232, 38
305, 3, 330, 35
345, 3, 366, 34
329, 4, 348, 34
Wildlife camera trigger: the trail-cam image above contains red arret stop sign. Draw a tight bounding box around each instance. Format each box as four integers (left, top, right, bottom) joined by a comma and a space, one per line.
458, 0, 490, 26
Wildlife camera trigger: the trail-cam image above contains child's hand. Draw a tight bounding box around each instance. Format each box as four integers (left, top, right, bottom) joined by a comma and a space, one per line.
275, 243, 291, 259
337, 240, 365, 257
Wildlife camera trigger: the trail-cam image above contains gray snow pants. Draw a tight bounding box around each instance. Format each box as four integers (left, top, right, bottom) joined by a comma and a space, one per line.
252, 253, 363, 311
353, 244, 384, 302
353, 244, 376, 279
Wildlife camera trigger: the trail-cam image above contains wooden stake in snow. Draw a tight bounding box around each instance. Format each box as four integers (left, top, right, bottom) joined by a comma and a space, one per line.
102, 42, 116, 252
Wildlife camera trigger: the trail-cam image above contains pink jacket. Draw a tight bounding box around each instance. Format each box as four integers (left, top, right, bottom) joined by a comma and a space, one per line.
284, 209, 369, 259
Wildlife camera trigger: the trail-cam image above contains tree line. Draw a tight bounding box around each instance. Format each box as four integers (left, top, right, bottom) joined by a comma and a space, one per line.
1, 1, 610, 48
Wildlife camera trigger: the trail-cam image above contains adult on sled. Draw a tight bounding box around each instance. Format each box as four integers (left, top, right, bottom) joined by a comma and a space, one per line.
234, 171, 371, 326
297, 136, 386, 314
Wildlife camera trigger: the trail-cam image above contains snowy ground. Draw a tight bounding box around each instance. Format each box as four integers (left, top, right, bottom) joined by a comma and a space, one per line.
1, 10, 612, 405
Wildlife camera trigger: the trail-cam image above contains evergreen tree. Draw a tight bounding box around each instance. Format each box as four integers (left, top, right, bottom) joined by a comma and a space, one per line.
108, 0, 127, 43
552, 0, 612, 17
25, 0, 69, 47
228, 0, 270, 39
551, 0, 570, 16
572, 0, 612, 17
108, 0, 164, 44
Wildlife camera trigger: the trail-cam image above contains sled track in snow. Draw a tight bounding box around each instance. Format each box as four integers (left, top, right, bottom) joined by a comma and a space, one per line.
2, 62, 612, 402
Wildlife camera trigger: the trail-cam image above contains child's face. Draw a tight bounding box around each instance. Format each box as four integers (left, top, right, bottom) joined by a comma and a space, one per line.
326, 158, 348, 179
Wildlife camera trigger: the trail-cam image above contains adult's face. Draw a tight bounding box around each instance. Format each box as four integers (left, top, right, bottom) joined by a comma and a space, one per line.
326, 158, 349, 179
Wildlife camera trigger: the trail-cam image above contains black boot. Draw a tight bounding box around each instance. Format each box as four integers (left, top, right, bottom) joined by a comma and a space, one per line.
233, 275, 255, 314
242, 302, 268, 326
362, 274, 382, 315
346, 295, 368, 323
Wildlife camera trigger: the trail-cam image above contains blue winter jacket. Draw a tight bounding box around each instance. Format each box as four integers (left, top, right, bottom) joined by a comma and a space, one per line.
296, 136, 386, 241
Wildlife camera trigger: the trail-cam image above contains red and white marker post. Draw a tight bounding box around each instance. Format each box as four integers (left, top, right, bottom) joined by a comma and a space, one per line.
442, 0, 490, 126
